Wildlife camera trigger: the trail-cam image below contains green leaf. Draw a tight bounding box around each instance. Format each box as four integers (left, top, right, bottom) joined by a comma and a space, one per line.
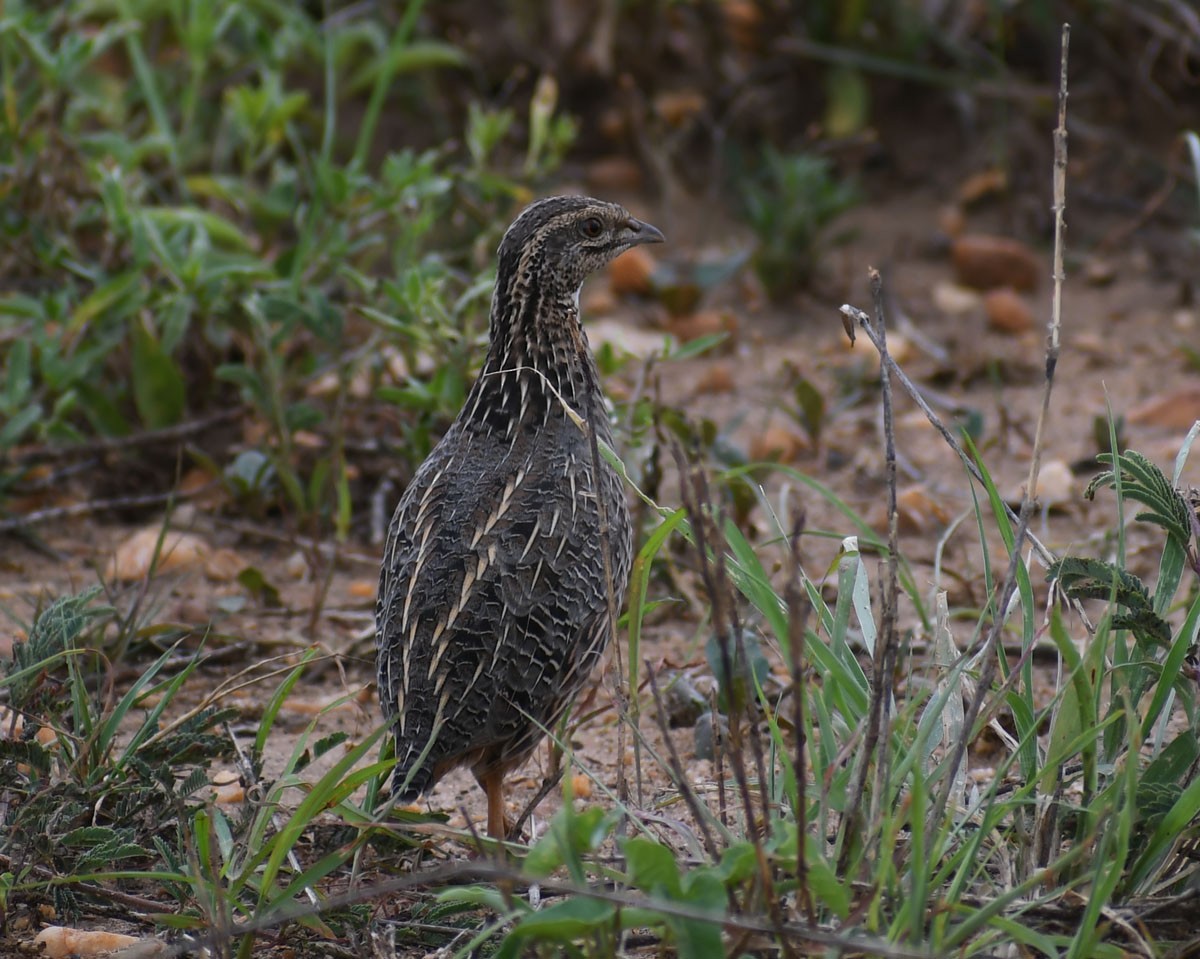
623, 837, 682, 897
1048, 556, 1171, 648
1086, 450, 1193, 549
504, 897, 614, 952
131, 319, 186, 428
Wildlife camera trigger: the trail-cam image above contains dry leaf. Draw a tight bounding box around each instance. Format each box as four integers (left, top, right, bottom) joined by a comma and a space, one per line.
932, 281, 982, 316
1129, 384, 1200, 429
204, 548, 247, 582
694, 363, 735, 394
654, 90, 706, 127
937, 205, 967, 238
667, 309, 738, 345
897, 485, 951, 533
608, 246, 656, 296
958, 168, 1007, 205
984, 287, 1034, 334
750, 423, 807, 463
33, 927, 140, 958
582, 286, 617, 316
348, 579, 376, 600
586, 156, 643, 192
951, 234, 1041, 291
106, 529, 210, 582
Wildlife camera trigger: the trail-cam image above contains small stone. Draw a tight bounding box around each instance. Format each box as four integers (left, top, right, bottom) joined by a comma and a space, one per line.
609, 246, 656, 296
951, 234, 1041, 291
932, 281, 982, 316
1037, 460, 1075, 508
284, 551, 308, 579
1083, 258, 1117, 286
694, 711, 730, 761
983, 287, 1035, 334
1008, 459, 1074, 508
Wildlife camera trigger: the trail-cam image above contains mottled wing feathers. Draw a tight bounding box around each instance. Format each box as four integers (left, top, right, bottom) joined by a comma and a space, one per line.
376, 419, 627, 799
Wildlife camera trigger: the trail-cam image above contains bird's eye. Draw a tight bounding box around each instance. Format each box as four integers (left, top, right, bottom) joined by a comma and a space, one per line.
578, 217, 603, 239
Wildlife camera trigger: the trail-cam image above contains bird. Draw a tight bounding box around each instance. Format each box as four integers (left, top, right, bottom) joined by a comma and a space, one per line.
376, 195, 664, 841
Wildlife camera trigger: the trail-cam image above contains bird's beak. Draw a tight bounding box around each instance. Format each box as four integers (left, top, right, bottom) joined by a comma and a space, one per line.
623, 216, 665, 246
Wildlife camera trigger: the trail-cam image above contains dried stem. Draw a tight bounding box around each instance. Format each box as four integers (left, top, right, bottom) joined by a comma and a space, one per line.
931, 23, 1071, 830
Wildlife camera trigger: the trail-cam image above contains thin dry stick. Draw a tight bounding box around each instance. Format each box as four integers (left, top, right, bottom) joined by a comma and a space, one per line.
836, 270, 902, 876
0, 484, 216, 534
2, 407, 243, 464
223, 722, 319, 906
784, 513, 817, 926
673, 448, 797, 959
931, 23, 1071, 832
117, 861, 942, 959
837, 307, 1054, 569
645, 663, 722, 861
870, 270, 904, 858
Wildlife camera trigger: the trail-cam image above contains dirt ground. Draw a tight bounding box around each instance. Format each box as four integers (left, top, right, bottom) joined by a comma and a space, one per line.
3, 143, 1198, 878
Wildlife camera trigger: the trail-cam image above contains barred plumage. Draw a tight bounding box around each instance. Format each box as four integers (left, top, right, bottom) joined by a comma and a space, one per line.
376, 196, 663, 839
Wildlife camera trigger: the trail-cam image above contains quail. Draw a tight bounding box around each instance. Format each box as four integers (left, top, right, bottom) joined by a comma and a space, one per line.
376, 195, 664, 840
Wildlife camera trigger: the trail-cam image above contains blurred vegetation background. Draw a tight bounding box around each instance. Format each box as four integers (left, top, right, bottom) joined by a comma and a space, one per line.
2, 0, 1198, 537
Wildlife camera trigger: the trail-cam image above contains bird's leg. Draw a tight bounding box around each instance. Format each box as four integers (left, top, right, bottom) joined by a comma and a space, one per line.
480, 769, 510, 843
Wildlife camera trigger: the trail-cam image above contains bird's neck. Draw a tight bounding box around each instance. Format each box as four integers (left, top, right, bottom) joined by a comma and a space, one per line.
462, 274, 602, 434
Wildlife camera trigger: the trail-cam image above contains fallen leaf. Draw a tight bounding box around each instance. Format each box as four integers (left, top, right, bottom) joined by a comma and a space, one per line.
667, 309, 738, 345
106, 528, 210, 582
654, 89, 706, 127
582, 286, 617, 316
348, 579, 376, 600
722, 0, 763, 52
694, 363, 735, 394
608, 246, 656, 296
984, 287, 1034, 334
932, 281, 982, 316
34, 927, 141, 958
897, 485, 951, 533
586, 156, 643, 192
204, 548, 247, 582
570, 774, 593, 800
938, 205, 967, 238
952, 234, 1041, 291
586, 318, 670, 359
750, 423, 808, 463
958, 168, 1007, 205
1129, 384, 1200, 429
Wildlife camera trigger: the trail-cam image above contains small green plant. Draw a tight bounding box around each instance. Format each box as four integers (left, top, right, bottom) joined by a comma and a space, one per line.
739, 148, 858, 300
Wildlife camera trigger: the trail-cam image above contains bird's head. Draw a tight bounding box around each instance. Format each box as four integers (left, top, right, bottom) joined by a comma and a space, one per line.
496, 195, 664, 299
